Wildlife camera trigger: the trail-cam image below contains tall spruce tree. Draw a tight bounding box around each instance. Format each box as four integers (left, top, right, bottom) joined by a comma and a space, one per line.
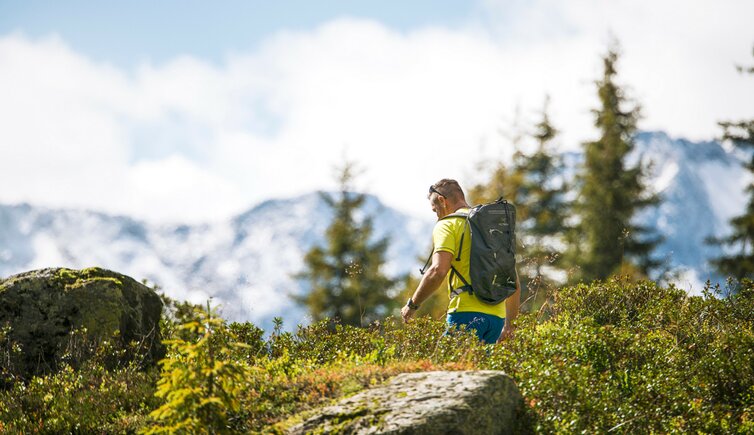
710, 48, 754, 280
295, 161, 399, 326
569, 46, 660, 282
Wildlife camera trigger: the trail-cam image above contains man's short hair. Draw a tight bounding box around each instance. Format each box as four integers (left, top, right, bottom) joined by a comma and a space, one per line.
429, 179, 466, 202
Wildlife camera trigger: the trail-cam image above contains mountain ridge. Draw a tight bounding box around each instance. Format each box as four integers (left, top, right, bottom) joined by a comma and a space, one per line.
0, 191, 432, 330
1, 131, 749, 328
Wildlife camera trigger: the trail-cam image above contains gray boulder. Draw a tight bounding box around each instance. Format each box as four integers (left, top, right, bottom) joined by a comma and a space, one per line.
0, 267, 163, 380
288, 370, 524, 434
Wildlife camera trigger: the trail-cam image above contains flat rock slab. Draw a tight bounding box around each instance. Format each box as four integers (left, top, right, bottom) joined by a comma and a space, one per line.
288, 370, 523, 435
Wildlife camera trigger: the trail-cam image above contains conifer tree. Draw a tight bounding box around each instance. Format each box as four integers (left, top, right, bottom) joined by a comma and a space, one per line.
710, 48, 754, 280
568, 46, 660, 282
143, 304, 247, 434
295, 161, 399, 327
515, 100, 570, 295
469, 100, 569, 306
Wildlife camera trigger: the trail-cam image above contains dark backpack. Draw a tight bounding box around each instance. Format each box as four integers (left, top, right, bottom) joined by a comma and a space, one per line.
422, 198, 517, 305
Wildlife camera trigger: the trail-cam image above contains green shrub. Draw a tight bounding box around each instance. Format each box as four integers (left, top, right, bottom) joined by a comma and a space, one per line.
0, 355, 158, 433
141, 305, 249, 434
486, 277, 754, 433
2, 278, 753, 433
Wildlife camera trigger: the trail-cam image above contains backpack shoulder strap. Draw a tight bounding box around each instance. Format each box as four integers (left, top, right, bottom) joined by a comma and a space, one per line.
442, 211, 471, 293
441, 211, 469, 261
440, 211, 469, 221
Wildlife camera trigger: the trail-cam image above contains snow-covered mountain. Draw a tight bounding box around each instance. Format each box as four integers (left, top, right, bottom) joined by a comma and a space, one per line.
0, 193, 432, 330
561, 131, 750, 291
631, 131, 750, 290
0, 131, 749, 328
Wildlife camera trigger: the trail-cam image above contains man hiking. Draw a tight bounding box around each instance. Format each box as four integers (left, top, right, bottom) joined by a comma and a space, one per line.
401, 179, 520, 344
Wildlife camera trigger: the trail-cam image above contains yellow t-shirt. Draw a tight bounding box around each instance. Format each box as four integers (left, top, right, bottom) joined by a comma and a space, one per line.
432, 209, 506, 319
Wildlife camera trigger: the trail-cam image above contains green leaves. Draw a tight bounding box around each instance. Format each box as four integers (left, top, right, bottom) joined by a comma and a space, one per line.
3, 279, 753, 433
141, 305, 249, 435
488, 278, 754, 433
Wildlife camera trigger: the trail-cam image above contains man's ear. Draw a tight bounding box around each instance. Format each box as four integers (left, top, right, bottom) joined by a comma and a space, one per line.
430, 194, 443, 207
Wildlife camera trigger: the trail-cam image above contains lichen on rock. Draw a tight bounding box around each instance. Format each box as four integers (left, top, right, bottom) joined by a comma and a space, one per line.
0, 267, 164, 382
287, 370, 524, 435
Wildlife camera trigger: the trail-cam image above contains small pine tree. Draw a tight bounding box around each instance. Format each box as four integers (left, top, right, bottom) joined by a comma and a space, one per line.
142, 303, 248, 435
567, 45, 661, 282
295, 161, 400, 327
710, 48, 754, 280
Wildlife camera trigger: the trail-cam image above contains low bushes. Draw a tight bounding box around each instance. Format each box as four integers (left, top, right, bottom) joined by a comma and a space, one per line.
488, 278, 754, 433
1, 278, 752, 433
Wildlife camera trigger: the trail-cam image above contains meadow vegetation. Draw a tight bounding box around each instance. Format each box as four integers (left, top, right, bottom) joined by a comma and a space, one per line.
1, 277, 752, 434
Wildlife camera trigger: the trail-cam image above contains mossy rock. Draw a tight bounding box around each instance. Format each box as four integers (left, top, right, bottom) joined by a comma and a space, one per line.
0, 267, 164, 380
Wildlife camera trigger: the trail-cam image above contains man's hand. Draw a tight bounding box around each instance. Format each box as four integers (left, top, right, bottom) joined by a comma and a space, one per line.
401, 251, 450, 324
401, 305, 416, 323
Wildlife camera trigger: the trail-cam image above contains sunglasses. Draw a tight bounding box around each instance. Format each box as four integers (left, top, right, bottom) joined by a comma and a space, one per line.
429, 186, 445, 197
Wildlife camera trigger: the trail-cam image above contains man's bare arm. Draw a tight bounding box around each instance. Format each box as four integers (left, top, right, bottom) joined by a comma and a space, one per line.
401, 251, 451, 322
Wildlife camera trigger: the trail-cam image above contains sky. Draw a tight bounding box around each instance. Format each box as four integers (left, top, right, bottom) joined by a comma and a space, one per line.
0, 0, 752, 223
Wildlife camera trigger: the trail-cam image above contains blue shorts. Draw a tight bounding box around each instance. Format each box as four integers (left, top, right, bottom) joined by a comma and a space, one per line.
446, 311, 505, 345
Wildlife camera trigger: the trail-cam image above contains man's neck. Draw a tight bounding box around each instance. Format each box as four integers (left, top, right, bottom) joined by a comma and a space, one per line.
453, 202, 470, 212
445, 202, 469, 215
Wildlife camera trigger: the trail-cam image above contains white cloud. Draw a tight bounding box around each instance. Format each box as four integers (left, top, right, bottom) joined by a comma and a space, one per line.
0, 34, 132, 209
0, 1, 752, 222
127, 155, 246, 223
